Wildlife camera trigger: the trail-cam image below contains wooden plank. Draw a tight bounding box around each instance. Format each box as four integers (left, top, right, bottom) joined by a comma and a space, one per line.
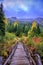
10, 43, 30, 65
4, 42, 18, 65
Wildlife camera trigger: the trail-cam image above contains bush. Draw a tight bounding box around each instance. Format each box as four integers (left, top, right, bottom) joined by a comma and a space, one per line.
5, 32, 16, 40
2, 50, 8, 57
35, 42, 43, 57
28, 37, 34, 46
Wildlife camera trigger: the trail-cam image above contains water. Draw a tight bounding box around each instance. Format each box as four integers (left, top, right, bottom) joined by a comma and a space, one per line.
34, 54, 42, 65
0, 57, 3, 65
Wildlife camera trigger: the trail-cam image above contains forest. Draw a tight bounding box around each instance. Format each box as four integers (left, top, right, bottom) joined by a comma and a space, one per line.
0, 3, 43, 65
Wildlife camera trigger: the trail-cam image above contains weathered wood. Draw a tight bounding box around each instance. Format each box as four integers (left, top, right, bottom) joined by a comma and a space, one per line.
22, 42, 36, 65
0, 56, 3, 65
3, 42, 42, 65
10, 42, 30, 65
34, 54, 42, 65
4, 42, 18, 65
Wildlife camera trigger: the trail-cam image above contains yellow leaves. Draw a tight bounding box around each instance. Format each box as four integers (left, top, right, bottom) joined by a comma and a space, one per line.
32, 21, 37, 29
28, 21, 37, 36
18, 38, 21, 41
28, 30, 31, 35
28, 31, 30, 35
22, 36, 28, 43
2, 50, 8, 57
14, 21, 18, 27
13, 38, 17, 43
3, 18, 8, 25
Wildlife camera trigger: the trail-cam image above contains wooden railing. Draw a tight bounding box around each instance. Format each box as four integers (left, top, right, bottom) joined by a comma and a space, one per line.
3, 42, 18, 65
22, 42, 36, 65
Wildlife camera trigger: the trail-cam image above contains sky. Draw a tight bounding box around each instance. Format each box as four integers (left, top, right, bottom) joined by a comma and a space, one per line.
0, 0, 43, 18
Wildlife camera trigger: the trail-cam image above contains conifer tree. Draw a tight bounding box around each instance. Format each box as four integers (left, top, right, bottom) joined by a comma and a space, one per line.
36, 24, 41, 35
0, 3, 5, 36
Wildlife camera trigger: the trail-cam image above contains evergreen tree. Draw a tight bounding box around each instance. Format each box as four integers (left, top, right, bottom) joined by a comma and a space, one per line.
32, 24, 41, 36
36, 24, 41, 35
0, 3, 5, 36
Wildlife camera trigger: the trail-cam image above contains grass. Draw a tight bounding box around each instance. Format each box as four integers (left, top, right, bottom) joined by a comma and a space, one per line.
0, 22, 43, 62
20, 33, 43, 58
26, 36, 43, 58
0, 32, 17, 57
5, 32, 16, 40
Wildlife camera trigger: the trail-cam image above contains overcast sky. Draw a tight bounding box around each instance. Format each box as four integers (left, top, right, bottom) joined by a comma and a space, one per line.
0, 0, 43, 18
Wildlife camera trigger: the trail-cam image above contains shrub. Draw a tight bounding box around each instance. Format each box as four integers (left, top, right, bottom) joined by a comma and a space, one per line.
35, 42, 43, 57
2, 50, 8, 57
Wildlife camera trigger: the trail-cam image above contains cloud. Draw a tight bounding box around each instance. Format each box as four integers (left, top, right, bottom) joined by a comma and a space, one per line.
3, 1, 15, 9
2, 0, 28, 12
2, 0, 43, 12
0, 0, 43, 18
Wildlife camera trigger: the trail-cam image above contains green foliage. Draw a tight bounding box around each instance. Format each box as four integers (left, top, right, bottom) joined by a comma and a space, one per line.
36, 24, 41, 34
5, 32, 16, 40
28, 23, 41, 38
7, 22, 31, 36
35, 42, 43, 57
0, 3, 5, 36
7, 23, 14, 33
32, 25, 41, 36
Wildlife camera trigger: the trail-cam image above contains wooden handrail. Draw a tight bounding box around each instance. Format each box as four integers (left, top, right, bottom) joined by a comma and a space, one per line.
4, 42, 18, 65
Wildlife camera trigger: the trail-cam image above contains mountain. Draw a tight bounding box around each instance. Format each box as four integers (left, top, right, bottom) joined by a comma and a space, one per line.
35, 18, 43, 26
8, 17, 17, 23
8, 17, 34, 23
8, 17, 43, 26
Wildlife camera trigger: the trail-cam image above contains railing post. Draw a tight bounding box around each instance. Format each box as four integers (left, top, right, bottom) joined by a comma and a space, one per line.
3, 42, 18, 65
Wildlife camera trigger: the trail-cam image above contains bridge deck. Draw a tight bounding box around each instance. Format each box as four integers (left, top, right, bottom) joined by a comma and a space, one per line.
10, 43, 30, 65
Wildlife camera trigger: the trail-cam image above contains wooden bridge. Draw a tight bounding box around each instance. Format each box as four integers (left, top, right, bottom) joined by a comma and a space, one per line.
4, 42, 42, 65
10, 42, 30, 65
